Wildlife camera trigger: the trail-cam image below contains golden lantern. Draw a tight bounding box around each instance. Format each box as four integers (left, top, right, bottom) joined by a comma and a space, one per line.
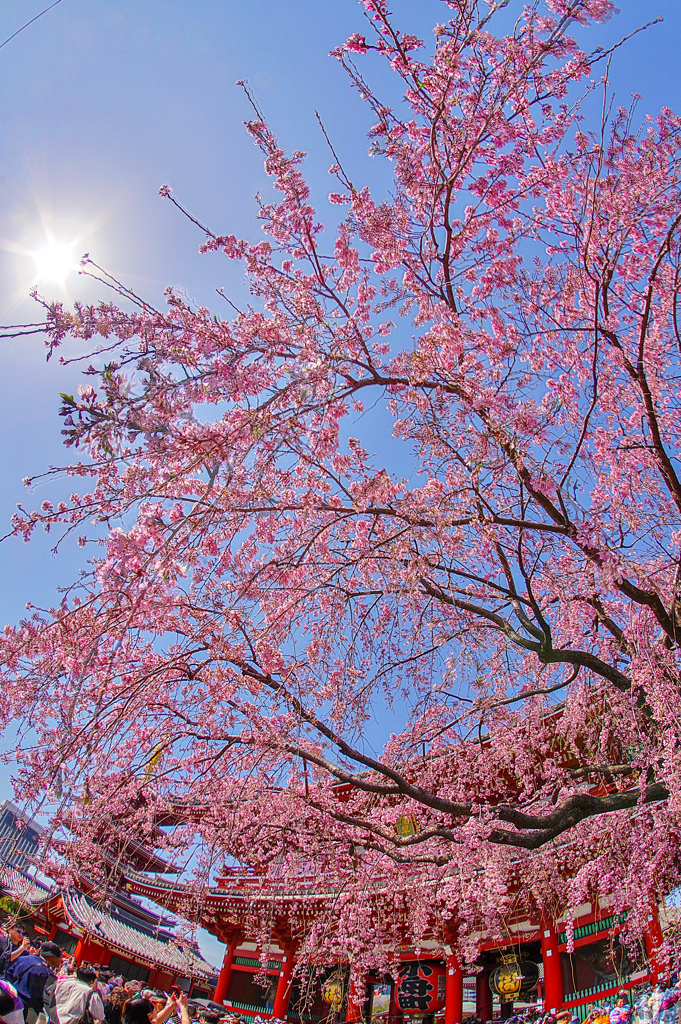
322, 974, 346, 1009
489, 955, 539, 1003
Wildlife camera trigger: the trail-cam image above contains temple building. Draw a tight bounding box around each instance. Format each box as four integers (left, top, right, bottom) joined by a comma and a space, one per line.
0, 800, 217, 993
124, 861, 664, 1024
0, 790, 665, 1020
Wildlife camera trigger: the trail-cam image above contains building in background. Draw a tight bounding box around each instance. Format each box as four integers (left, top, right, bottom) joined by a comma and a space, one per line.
127, 863, 664, 1024
0, 800, 217, 994
0, 801, 42, 873
0, 802, 665, 1021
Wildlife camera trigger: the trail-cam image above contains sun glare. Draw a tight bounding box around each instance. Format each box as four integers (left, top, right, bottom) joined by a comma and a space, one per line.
32, 242, 77, 284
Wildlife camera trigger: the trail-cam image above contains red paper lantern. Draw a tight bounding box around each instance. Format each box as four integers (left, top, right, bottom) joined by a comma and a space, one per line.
396, 962, 446, 1014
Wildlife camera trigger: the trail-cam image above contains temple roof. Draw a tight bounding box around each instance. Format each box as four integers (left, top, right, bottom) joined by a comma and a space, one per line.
67, 871, 177, 930
0, 867, 216, 981
122, 865, 544, 950
0, 865, 54, 906
52, 835, 179, 877
59, 890, 218, 981
121, 866, 334, 944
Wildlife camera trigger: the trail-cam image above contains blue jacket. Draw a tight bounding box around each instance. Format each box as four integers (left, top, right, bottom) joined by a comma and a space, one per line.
7, 954, 53, 1012
0, 936, 23, 980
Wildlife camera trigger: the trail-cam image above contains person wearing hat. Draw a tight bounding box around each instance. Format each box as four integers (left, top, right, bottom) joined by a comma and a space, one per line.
7, 941, 62, 1019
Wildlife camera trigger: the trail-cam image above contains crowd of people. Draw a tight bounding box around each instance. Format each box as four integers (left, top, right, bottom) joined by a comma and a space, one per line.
0, 922, 204, 1024
0, 921, 680, 1024
458, 982, 681, 1024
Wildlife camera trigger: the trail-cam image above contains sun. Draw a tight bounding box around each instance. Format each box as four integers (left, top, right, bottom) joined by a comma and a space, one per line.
32, 241, 77, 284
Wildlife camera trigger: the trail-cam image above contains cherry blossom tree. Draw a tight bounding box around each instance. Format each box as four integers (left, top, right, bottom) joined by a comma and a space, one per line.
3, 0, 681, 964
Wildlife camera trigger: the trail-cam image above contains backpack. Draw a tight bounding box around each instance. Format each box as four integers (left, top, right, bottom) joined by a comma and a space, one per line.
43, 975, 58, 1023
74, 989, 96, 1024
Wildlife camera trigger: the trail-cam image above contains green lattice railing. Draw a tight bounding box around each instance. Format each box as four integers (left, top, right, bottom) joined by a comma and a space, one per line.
225, 1001, 271, 1014
557, 912, 628, 946
233, 956, 282, 971
225, 1007, 321, 1022
563, 975, 640, 1009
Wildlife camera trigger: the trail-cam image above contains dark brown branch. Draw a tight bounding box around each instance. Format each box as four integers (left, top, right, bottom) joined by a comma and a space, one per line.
490, 783, 668, 850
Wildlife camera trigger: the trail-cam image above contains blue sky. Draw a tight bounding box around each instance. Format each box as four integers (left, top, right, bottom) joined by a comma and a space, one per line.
0, 0, 680, 968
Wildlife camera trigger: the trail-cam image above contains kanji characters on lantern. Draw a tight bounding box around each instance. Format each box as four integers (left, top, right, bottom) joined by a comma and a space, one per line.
396, 962, 446, 1014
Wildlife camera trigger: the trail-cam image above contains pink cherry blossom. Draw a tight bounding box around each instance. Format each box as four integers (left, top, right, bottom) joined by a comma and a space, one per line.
3, 0, 681, 974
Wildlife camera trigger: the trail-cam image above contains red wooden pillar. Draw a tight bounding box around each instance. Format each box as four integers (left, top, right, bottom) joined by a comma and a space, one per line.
214, 934, 240, 1004
47, 924, 58, 940
388, 979, 401, 1024
540, 920, 563, 1014
346, 971, 364, 1023
73, 938, 85, 966
645, 911, 664, 979
272, 944, 297, 1020
445, 954, 463, 1024
476, 971, 492, 1022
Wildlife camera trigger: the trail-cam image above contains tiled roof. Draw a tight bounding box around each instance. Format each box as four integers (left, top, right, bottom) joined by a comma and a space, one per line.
0, 866, 54, 906
63, 891, 217, 981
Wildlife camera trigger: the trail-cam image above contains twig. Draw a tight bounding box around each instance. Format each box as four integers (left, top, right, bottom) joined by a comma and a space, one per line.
0, 0, 64, 52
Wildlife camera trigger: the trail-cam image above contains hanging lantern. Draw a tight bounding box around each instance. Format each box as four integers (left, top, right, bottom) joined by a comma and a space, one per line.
322, 974, 346, 1009
395, 816, 418, 838
489, 956, 539, 1003
396, 962, 446, 1013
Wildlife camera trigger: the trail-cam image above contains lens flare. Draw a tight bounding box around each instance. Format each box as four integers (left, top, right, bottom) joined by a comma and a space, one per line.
32, 242, 76, 283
